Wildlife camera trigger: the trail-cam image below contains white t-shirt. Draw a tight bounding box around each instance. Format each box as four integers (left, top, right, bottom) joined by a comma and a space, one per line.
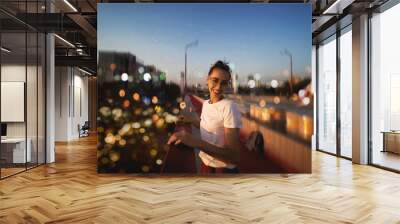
199, 98, 242, 168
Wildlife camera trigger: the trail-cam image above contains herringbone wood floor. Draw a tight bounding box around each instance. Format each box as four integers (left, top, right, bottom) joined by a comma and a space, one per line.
1, 135, 400, 224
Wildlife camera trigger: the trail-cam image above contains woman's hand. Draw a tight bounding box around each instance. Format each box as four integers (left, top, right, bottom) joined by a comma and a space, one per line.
178, 109, 200, 128
167, 130, 201, 148
178, 113, 195, 124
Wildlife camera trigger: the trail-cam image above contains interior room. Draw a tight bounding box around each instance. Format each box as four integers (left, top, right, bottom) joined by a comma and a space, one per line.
0, 0, 399, 223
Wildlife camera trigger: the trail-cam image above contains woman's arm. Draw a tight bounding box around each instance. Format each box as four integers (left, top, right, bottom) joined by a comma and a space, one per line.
198, 127, 241, 164
167, 128, 241, 164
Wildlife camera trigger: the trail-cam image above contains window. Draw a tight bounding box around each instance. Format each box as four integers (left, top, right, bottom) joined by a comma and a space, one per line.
339, 26, 352, 158
370, 2, 400, 171
317, 35, 337, 154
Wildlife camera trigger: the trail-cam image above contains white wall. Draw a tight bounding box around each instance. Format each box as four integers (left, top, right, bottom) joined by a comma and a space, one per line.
1, 65, 38, 137
1, 65, 26, 136
1, 64, 46, 164
55, 67, 89, 141
55, 66, 69, 141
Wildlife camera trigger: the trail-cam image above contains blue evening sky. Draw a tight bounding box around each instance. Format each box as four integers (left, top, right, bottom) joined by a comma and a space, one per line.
98, 3, 311, 85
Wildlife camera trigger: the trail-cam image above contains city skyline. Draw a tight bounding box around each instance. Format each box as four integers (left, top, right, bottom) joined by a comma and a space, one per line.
98, 3, 311, 85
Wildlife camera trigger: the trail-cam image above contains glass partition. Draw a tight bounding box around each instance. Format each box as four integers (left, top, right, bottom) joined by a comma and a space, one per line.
0, 1, 46, 179
1, 30, 28, 177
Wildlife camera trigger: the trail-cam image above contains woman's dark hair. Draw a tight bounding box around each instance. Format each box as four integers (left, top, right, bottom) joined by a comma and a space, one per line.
208, 60, 232, 78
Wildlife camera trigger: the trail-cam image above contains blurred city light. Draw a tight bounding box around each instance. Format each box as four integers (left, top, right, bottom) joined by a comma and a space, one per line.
152, 96, 159, 104
302, 97, 311, 105
121, 73, 128, 82
259, 99, 266, 107
118, 89, 125, 97
138, 67, 144, 74
248, 80, 256, 88
144, 73, 152, 82
273, 96, 280, 104
271, 80, 279, 88
298, 89, 306, 98
133, 92, 140, 101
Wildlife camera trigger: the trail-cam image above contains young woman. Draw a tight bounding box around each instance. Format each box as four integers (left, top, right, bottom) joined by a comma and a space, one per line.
167, 60, 242, 173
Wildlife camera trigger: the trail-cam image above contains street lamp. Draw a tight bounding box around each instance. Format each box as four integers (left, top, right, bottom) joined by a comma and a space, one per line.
185, 40, 199, 91
281, 49, 293, 95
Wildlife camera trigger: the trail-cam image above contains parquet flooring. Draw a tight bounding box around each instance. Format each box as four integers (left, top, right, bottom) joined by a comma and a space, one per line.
1, 135, 400, 223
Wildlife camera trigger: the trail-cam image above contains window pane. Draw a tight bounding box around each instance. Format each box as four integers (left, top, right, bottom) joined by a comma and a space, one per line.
340, 27, 352, 158
371, 3, 400, 171
318, 35, 337, 154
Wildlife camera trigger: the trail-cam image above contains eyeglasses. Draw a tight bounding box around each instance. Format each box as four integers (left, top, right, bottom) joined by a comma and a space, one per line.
208, 77, 231, 88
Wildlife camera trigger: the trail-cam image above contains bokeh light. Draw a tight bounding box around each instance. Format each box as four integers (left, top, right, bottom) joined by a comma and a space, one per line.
259, 99, 266, 107
155, 105, 162, 113
160, 72, 166, 81
109, 151, 120, 162
105, 133, 116, 144
118, 89, 126, 97
172, 108, 180, 114
121, 73, 128, 82
144, 119, 152, 127
302, 97, 311, 105
150, 149, 158, 157
141, 165, 150, 172
144, 73, 152, 82
119, 139, 127, 147
298, 89, 306, 98
152, 114, 160, 122
133, 92, 140, 101
152, 96, 158, 104
132, 122, 141, 129
143, 97, 151, 105
123, 99, 130, 108
271, 80, 279, 88
179, 102, 186, 109
138, 67, 144, 74
273, 96, 280, 104
248, 80, 256, 88
143, 135, 150, 142
156, 118, 165, 128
